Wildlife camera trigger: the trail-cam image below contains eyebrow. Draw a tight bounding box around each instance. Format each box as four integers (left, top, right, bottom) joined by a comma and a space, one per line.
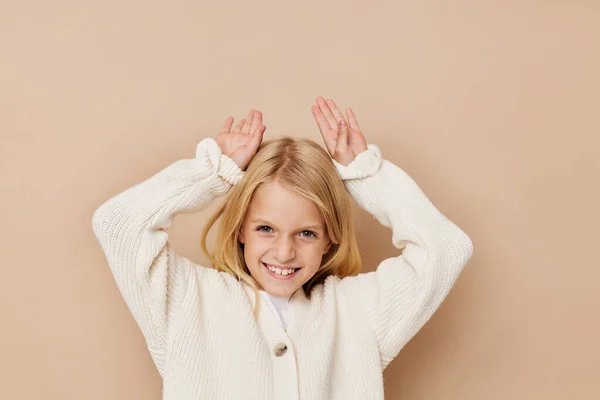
250, 218, 324, 231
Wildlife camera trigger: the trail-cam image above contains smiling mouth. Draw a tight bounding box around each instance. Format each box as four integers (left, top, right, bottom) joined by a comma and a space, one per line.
262, 262, 300, 279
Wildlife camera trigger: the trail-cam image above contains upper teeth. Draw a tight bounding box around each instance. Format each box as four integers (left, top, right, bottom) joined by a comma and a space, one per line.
266, 264, 297, 276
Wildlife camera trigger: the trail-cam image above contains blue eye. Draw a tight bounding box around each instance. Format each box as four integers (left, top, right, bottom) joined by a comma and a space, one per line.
300, 231, 317, 238
256, 226, 317, 238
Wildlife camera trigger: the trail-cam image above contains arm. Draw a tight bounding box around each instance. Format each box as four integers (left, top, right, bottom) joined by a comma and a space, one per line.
334, 144, 473, 370
91, 137, 243, 375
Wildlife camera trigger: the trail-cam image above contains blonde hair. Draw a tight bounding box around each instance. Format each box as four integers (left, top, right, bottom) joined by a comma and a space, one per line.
200, 136, 362, 316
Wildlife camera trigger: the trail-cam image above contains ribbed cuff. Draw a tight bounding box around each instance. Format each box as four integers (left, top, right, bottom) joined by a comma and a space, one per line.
195, 138, 245, 186
331, 144, 382, 180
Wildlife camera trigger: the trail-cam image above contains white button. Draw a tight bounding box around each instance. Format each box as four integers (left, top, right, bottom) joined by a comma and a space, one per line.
273, 342, 288, 357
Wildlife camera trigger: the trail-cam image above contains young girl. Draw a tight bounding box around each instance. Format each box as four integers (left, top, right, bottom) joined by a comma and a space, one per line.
92, 96, 473, 399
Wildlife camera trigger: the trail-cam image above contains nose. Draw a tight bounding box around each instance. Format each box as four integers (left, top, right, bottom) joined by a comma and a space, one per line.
274, 236, 295, 263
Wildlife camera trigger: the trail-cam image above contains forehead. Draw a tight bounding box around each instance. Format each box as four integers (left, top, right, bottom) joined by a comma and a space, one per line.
245, 181, 324, 227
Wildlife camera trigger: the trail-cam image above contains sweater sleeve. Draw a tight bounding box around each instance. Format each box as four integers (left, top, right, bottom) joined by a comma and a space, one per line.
333, 144, 473, 370
91, 137, 243, 375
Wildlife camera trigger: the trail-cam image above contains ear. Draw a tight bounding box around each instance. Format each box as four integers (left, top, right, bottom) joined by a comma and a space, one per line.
323, 240, 332, 254
238, 228, 245, 244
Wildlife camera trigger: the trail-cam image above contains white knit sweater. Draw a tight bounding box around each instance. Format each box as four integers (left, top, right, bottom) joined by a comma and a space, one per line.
92, 137, 473, 399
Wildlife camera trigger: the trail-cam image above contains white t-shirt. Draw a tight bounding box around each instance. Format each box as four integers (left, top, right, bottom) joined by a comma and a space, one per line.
259, 290, 291, 331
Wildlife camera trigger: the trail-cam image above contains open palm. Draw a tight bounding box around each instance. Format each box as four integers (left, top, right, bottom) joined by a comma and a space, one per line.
215, 109, 266, 171
311, 96, 368, 166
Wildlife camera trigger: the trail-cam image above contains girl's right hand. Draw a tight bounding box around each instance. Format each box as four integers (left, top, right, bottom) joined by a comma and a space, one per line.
215, 109, 266, 171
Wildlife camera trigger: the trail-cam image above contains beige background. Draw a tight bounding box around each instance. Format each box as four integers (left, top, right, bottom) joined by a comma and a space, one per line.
1, 1, 598, 399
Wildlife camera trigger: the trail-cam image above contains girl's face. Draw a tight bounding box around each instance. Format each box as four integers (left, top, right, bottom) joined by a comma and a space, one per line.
238, 181, 332, 298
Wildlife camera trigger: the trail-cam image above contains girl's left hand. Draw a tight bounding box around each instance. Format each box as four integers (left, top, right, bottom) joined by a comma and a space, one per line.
311, 96, 368, 166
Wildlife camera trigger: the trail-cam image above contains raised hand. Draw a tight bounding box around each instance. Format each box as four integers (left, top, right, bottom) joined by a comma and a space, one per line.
215, 109, 266, 171
311, 96, 368, 166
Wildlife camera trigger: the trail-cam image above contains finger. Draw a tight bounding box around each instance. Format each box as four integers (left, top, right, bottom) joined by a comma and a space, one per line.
242, 109, 254, 135
311, 104, 337, 153
249, 124, 266, 150
326, 99, 347, 126
335, 119, 349, 154
316, 96, 338, 130
219, 116, 234, 135
233, 118, 246, 133
345, 108, 360, 130
311, 105, 330, 134
250, 110, 262, 135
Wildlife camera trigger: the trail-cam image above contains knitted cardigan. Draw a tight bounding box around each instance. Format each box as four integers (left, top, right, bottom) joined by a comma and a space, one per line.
92, 137, 473, 399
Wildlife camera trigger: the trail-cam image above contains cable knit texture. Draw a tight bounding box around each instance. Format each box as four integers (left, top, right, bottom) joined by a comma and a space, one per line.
92, 137, 473, 399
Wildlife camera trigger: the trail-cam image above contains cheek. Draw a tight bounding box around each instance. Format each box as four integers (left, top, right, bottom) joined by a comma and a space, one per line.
243, 237, 268, 257
304, 243, 328, 263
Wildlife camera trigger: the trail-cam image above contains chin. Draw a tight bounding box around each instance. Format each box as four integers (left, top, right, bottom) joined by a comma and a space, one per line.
262, 284, 296, 298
